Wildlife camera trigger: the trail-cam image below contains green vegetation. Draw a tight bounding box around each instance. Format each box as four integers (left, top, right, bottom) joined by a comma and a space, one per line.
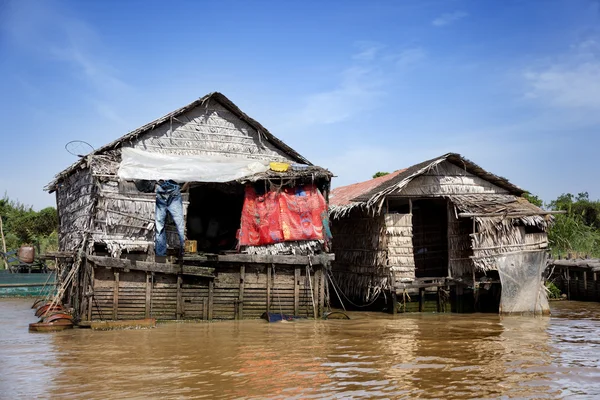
0, 195, 59, 267
544, 192, 600, 258
545, 281, 562, 299
372, 171, 390, 179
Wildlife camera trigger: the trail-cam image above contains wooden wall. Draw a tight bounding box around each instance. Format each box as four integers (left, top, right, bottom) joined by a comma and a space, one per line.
88, 263, 325, 321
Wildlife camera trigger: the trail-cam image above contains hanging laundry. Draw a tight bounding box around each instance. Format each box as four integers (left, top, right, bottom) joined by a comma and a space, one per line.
239, 184, 330, 246
155, 180, 185, 256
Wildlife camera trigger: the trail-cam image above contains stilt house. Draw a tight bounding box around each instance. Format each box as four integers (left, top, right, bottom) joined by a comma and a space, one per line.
46, 92, 333, 322
329, 153, 553, 314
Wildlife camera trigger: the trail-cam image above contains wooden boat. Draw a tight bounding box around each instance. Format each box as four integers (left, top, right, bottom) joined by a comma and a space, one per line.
29, 320, 73, 332
35, 303, 64, 317
43, 313, 73, 324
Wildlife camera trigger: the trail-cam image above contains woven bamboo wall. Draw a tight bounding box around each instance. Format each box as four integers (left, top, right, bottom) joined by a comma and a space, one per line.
331, 208, 389, 302
92, 181, 189, 257
133, 99, 294, 162
384, 213, 415, 280
401, 161, 509, 196
447, 203, 474, 277
472, 219, 549, 270
57, 168, 96, 252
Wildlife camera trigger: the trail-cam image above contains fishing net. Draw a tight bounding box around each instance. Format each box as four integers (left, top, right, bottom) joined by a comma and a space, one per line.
496, 251, 549, 315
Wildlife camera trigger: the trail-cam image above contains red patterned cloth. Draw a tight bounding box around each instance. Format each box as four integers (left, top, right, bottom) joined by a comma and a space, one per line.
239, 184, 329, 246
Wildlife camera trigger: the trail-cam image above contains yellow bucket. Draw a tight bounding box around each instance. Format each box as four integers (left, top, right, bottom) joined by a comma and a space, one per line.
269, 162, 290, 172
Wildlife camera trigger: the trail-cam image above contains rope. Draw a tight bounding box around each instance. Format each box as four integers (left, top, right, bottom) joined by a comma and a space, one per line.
328, 270, 382, 308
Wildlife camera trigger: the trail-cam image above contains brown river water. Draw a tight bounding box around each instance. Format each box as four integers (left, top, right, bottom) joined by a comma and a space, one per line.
1, 298, 599, 399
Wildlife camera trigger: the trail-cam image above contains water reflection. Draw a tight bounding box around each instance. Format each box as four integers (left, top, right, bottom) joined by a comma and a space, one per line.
1, 299, 600, 399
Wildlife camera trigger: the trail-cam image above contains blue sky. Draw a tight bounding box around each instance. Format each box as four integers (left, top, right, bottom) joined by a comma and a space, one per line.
1, 0, 599, 210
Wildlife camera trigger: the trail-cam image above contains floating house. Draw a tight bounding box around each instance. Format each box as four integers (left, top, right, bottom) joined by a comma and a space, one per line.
329, 153, 553, 314
46, 92, 333, 322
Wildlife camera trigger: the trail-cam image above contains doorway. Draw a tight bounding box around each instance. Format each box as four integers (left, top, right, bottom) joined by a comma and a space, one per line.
411, 199, 448, 278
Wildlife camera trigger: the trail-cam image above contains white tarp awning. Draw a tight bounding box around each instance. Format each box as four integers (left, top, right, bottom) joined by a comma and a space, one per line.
117, 147, 270, 183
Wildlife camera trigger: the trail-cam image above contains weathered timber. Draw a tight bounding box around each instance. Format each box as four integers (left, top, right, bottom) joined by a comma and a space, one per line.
145, 272, 151, 318
176, 275, 183, 320
183, 253, 335, 265
86, 255, 215, 277
266, 266, 271, 313
113, 272, 119, 320
239, 266, 245, 320
294, 267, 300, 315
208, 280, 214, 320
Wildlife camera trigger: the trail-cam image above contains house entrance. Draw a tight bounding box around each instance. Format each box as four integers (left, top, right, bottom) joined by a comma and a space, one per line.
186, 183, 244, 253
411, 199, 448, 278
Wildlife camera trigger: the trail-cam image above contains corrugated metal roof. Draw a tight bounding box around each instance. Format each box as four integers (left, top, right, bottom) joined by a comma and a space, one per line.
329, 169, 405, 206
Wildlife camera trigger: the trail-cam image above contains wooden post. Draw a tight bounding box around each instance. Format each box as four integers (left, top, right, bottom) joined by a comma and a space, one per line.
294, 267, 300, 316
113, 271, 119, 320
319, 268, 325, 317
87, 266, 94, 321
176, 274, 183, 320
566, 267, 571, 300
446, 202, 452, 279
239, 265, 245, 320
266, 265, 271, 313
0, 216, 7, 270
208, 280, 214, 321
145, 272, 152, 318
584, 271, 588, 297
437, 286, 442, 313
419, 287, 425, 312
202, 298, 208, 321
391, 271, 397, 315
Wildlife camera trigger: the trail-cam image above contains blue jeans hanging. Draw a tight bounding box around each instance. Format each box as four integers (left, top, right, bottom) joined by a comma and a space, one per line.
155, 180, 185, 256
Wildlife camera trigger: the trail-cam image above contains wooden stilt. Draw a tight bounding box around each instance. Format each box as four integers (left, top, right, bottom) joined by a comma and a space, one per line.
419, 287, 425, 312
319, 268, 325, 318
87, 266, 94, 321
266, 265, 271, 313
392, 290, 398, 315
113, 271, 119, 320
208, 280, 214, 321
176, 274, 183, 320
239, 265, 245, 320
145, 272, 152, 318
294, 267, 300, 316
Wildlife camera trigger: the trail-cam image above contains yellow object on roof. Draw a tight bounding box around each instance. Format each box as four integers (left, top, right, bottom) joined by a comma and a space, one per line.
269, 162, 290, 172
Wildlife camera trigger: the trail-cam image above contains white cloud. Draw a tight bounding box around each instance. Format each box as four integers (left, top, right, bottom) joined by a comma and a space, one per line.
352, 41, 385, 61
395, 48, 427, 67
524, 38, 600, 110
432, 11, 468, 27
295, 43, 425, 125
2, 0, 129, 121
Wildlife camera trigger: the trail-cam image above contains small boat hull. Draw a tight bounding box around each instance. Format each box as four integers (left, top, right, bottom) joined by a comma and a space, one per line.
29, 320, 73, 332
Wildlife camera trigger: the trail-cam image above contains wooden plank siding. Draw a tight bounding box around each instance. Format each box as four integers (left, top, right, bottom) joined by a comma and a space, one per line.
86, 262, 322, 321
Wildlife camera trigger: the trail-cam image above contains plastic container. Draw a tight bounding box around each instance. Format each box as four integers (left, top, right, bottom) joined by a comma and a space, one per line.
18, 245, 35, 263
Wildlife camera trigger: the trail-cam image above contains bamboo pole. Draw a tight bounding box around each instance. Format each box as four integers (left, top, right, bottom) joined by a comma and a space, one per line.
0, 216, 7, 270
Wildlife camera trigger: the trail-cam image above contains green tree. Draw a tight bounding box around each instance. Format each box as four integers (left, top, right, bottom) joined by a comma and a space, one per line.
522, 192, 543, 207
373, 171, 390, 179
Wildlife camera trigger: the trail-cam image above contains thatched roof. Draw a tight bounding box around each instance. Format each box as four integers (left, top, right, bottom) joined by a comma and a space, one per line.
47, 92, 314, 191
330, 153, 527, 217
